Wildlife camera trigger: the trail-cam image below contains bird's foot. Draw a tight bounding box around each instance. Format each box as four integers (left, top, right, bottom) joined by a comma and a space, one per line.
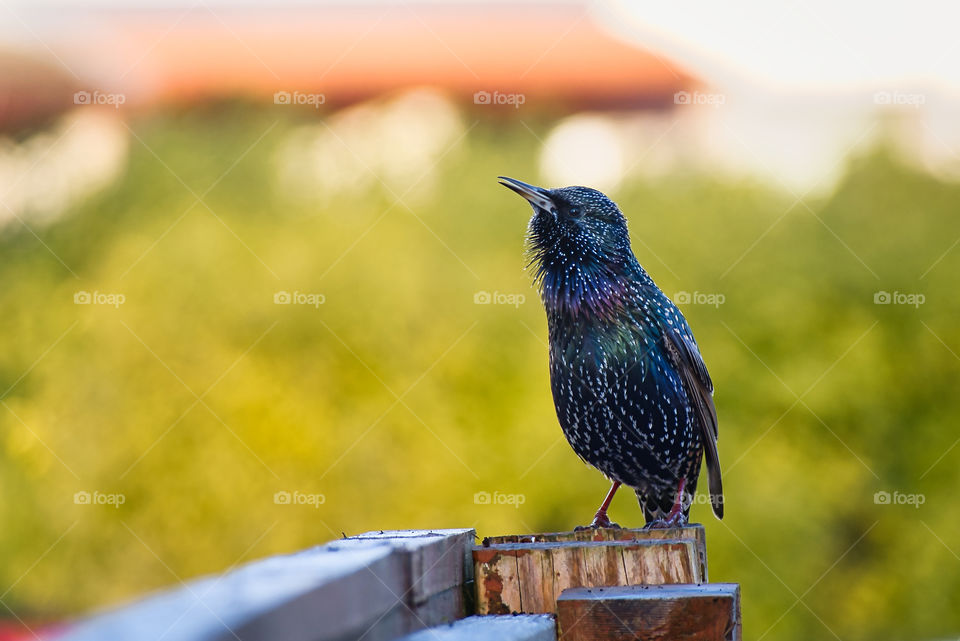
574, 511, 622, 531
643, 512, 687, 530
644, 478, 689, 530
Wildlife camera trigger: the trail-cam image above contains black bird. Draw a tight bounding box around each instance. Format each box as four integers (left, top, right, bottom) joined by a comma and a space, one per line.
499, 177, 723, 528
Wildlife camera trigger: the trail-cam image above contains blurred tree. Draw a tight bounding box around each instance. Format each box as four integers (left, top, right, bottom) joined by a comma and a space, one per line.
0, 105, 958, 641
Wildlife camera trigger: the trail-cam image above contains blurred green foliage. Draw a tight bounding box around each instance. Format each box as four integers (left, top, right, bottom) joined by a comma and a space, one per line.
2, 103, 960, 641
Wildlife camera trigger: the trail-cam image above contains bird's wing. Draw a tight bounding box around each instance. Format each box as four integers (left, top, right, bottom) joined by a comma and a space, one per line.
663, 329, 724, 519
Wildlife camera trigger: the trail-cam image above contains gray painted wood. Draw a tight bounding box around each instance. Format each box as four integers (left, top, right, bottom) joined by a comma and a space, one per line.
328, 528, 476, 632
336, 529, 474, 605
395, 615, 557, 641
59, 529, 476, 641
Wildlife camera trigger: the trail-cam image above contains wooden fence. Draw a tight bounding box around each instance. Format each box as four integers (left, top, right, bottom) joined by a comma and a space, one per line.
59, 526, 740, 641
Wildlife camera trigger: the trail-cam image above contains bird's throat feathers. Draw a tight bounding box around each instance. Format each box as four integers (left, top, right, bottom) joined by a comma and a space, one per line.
525, 201, 653, 324
535, 259, 634, 321
528, 233, 652, 326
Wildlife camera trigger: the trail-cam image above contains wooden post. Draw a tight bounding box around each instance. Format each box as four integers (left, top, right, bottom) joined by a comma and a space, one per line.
474, 526, 707, 615
556, 584, 741, 641
480, 526, 707, 580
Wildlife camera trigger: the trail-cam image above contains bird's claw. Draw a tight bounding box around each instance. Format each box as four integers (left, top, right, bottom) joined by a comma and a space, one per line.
643, 512, 687, 530
574, 512, 622, 531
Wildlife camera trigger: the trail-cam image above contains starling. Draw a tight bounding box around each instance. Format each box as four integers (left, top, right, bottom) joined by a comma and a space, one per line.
499, 177, 723, 528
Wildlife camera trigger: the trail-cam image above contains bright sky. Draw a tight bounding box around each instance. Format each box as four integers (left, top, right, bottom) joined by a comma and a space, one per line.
4, 0, 957, 194
6, 0, 959, 95
605, 1, 960, 94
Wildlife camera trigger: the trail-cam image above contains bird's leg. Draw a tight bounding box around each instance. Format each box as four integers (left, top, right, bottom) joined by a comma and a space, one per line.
664, 478, 688, 522
575, 481, 622, 530
645, 478, 688, 530
593, 480, 621, 527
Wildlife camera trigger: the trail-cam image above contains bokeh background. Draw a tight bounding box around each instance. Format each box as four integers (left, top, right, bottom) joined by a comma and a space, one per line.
2, 1, 959, 640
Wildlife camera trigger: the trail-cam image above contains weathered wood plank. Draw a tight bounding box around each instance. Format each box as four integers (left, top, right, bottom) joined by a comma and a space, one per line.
582, 543, 628, 587
627, 527, 708, 581
622, 541, 697, 585
550, 544, 585, 598
347, 528, 474, 605
556, 584, 741, 641
474, 537, 703, 615
408, 585, 464, 631
60, 529, 476, 641
335, 528, 475, 628
60, 543, 407, 641
482, 525, 707, 581
482, 525, 704, 544
515, 545, 555, 613
395, 614, 557, 641
473, 547, 522, 615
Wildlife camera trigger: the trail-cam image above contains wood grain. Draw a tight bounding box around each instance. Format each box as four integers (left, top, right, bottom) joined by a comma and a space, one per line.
556, 583, 741, 641
474, 528, 705, 615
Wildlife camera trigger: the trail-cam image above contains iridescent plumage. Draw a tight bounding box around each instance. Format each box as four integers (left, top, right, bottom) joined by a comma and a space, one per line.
500, 178, 723, 526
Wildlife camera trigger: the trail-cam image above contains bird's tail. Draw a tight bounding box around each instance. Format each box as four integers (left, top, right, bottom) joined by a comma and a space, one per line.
703, 431, 724, 519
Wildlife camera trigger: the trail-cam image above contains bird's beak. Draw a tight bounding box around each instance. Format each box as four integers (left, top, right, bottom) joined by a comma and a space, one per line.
498, 176, 556, 214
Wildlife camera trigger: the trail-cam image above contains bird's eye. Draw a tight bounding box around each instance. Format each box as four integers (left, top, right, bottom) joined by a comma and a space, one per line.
568, 206, 582, 218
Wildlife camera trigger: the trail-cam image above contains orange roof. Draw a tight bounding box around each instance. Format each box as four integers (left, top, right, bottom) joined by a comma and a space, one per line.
58, 3, 693, 109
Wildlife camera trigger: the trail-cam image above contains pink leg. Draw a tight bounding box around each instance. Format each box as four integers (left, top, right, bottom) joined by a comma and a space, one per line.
645, 478, 689, 530
665, 478, 687, 521
577, 481, 622, 529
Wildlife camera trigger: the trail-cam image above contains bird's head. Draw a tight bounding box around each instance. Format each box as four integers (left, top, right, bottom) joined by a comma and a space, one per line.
499, 176, 641, 317
499, 176, 634, 281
